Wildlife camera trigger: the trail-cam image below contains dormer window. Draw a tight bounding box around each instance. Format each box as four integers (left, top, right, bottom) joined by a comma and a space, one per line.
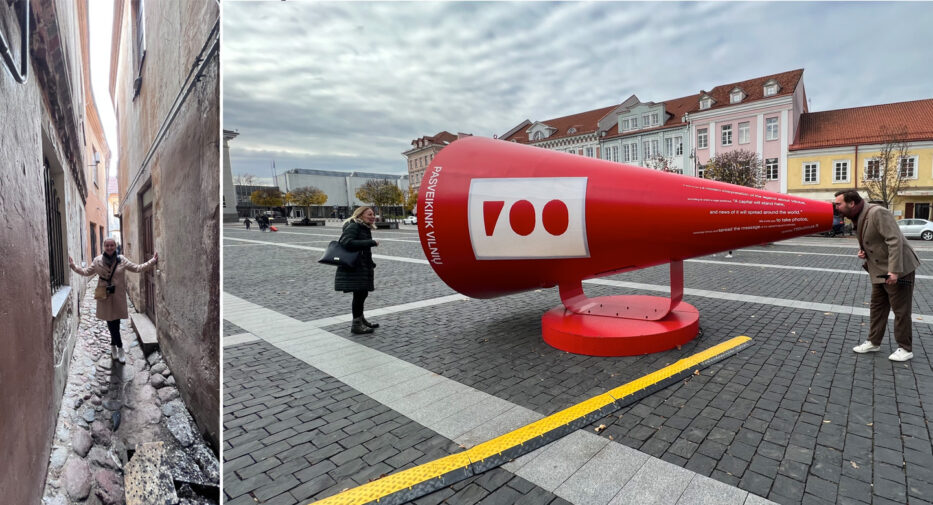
567, 127, 577, 135
699, 97, 712, 110
730, 89, 744, 104
533, 131, 544, 141
763, 80, 779, 97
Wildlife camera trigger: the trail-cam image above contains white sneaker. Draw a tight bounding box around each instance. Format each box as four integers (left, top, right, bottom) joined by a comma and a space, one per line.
117, 347, 126, 363
853, 341, 881, 353
725, 253, 733, 258
111, 345, 119, 360
889, 348, 913, 361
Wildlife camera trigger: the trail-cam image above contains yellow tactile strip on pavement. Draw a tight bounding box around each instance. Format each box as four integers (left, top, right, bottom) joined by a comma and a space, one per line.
310, 336, 753, 505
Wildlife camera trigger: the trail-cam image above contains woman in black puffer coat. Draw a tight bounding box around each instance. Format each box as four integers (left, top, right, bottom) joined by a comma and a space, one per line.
335, 206, 380, 334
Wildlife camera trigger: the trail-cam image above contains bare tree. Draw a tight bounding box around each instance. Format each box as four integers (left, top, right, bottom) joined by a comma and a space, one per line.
234, 173, 257, 186
703, 149, 764, 189
645, 154, 681, 174
863, 126, 912, 209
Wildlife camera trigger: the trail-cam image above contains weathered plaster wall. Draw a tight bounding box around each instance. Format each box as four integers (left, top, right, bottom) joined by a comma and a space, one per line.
0, 0, 87, 502
112, 0, 220, 450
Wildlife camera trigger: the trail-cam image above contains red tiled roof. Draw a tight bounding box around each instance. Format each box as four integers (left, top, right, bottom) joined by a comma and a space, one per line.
500, 105, 617, 143
503, 69, 805, 144
790, 99, 933, 151
691, 69, 804, 114
603, 93, 699, 140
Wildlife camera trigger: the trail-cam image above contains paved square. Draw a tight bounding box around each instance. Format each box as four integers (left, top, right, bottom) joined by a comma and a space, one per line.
223, 221, 933, 505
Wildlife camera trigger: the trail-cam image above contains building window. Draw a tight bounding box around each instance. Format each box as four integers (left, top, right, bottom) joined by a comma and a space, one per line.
766, 117, 778, 140
611, 146, 618, 162
44, 158, 66, 294
665, 138, 673, 156
651, 140, 659, 157
651, 113, 659, 126
900, 156, 917, 178
730, 91, 743, 104
132, 0, 147, 98
642, 115, 650, 127
738, 122, 750, 144
533, 131, 543, 141
585, 146, 594, 158
764, 83, 778, 96
623, 144, 630, 162
865, 159, 881, 180
643, 141, 650, 158
700, 97, 711, 110
568, 127, 577, 135
697, 128, 708, 149
621, 119, 629, 131
803, 162, 819, 184
631, 117, 638, 129
833, 160, 850, 183
631, 142, 639, 161
698, 163, 706, 179
721, 124, 732, 146
765, 158, 779, 180
675, 136, 683, 156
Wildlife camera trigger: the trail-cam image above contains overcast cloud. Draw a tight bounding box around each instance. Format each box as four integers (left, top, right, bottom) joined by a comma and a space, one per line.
223, 1, 933, 181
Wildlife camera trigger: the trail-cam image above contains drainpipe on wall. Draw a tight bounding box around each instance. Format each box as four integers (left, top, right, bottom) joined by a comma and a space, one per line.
853, 145, 858, 190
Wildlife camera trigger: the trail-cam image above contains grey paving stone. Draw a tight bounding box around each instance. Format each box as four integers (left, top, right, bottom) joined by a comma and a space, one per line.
607, 457, 694, 505
676, 474, 749, 505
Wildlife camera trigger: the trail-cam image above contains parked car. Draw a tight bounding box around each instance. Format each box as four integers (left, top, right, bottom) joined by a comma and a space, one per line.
897, 218, 933, 241
403, 216, 417, 225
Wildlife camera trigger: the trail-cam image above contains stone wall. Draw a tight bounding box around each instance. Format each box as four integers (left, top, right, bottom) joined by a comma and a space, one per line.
0, 0, 88, 502
112, 0, 220, 450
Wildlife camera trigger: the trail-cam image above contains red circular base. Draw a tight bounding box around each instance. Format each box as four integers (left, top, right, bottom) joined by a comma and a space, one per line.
541, 296, 700, 356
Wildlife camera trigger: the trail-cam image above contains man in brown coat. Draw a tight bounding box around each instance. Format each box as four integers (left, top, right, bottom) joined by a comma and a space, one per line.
834, 190, 920, 361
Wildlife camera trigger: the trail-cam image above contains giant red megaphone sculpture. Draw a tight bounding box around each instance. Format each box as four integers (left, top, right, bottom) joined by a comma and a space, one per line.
418, 136, 833, 356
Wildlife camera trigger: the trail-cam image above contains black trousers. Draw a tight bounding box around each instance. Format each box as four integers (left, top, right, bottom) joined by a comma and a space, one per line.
106, 319, 122, 347
352, 291, 368, 319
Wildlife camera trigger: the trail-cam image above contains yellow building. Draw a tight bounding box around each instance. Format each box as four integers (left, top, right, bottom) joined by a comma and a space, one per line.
787, 99, 933, 219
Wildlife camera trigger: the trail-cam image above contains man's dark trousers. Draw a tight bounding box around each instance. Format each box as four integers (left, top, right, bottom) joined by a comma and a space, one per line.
868, 272, 915, 352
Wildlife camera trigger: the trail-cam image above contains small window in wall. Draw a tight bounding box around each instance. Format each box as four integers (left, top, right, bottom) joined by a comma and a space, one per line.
738, 122, 750, 144
675, 136, 683, 156
764, 83, 778, 96
900, 156, 917, 178
865, 159, 881, 180
132, 0, 147, 98
665, 138, 673, 156
698, 164, 706, 179
700, 98, 711, 110
44, 158, 67, 294
621, 119, 629, 131
697, 128, 708, 149
533, 131, 543, 141
803, 162, 819, 184
585, 146, 594, 158
632, 117, 638, 129
721, 124, 733, 146
651, 113, 659, 125
833, 160, 850, 183
730, 91, 743, 104
766, 158, 779, 180
766, 117, 779, 140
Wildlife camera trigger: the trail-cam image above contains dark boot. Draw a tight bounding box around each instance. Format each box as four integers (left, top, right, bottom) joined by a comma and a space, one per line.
351, 317, 374, 334
361, 316, 379, 329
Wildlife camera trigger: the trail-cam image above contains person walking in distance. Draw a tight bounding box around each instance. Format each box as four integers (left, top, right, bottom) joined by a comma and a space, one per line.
834, 190, 920, 361
335, 206, 380, 334
69, 238, 159, 363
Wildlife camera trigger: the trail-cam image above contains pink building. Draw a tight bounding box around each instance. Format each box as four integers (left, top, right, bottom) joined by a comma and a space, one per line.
685, 69, 808, 193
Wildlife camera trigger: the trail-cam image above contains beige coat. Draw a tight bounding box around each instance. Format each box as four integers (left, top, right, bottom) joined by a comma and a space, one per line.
71, 255, 157, 320
857, 204, 921, 284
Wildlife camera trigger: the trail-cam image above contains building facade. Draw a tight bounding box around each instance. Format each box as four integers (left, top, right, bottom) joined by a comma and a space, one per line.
78, 0, 111, 259
222, 129, 240, 222
0, 0, 92, 502
787, 99, 933, 216
499, 69, 807, 187
278, 169, 410, 218
111, 0, 220, 449
403, 131, 463, 190
687, 69, 807, 193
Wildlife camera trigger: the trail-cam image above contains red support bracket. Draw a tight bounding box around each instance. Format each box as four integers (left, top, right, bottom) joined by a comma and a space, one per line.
559, 260, 685, 321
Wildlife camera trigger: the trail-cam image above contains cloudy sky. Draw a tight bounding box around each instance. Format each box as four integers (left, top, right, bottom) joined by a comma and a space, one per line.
223, 1, 933, 182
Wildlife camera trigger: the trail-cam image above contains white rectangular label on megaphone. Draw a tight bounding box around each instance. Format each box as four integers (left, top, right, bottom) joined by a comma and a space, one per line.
468, 177, 589, 260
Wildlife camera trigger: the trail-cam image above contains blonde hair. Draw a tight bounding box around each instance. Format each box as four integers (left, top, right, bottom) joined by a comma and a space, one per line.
344, 206, 376, 229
